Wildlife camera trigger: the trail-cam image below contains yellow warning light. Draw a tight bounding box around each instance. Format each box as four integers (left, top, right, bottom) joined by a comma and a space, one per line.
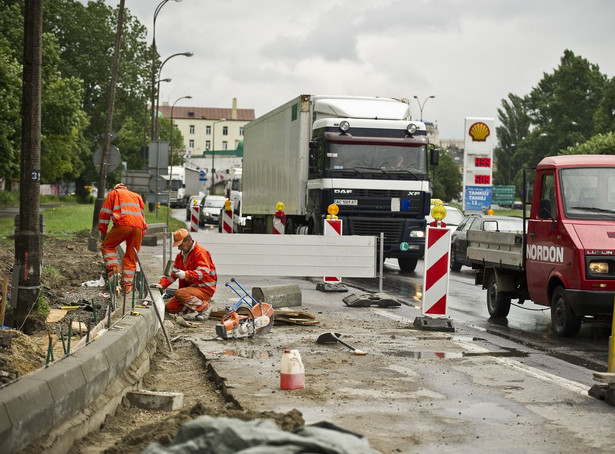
487, 209, 494, 215
224, 199, 232, 210
431, 203, 447, 222
327, 203, 339, 219
276, 201, 285, 211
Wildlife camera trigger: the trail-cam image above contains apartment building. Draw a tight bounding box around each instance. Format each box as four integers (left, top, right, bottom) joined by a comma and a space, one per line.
157, 98, 255, 158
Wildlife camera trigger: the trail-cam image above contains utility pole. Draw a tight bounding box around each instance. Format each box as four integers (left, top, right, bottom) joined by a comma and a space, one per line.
14, 0, 43, 329
89, 0, 126, 251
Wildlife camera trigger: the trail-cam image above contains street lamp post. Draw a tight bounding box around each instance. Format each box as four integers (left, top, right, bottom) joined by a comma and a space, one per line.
167, 95, 192, 226
210, 119, 226, 195
153, 51, 193, 140
150, 0, 182, 141
413, 95, 436, 121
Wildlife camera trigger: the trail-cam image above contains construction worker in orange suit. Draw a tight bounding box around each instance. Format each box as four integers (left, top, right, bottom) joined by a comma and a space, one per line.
98, 183, 148, 294
153, 229, 217, 320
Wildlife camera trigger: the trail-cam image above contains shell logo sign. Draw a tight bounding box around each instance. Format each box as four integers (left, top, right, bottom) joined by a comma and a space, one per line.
468, 122, 490, 142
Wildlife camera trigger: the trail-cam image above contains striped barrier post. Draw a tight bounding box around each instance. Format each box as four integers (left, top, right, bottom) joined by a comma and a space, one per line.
273, 201, 286, 234
422, 224, 451, 316
190, 203, 199, 233
222, 199, 233, 234
323, 203, 342, 286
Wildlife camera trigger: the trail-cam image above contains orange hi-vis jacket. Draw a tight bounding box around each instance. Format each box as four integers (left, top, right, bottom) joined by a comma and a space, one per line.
98, 187, 147, 236
160, 242, 217, 298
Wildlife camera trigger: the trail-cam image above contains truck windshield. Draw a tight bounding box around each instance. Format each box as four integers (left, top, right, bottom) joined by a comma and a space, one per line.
326, 143, 427, 174
560, 167, 615, 219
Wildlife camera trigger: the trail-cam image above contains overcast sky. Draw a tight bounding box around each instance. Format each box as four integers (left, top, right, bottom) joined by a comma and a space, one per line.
113, 0, 615, 140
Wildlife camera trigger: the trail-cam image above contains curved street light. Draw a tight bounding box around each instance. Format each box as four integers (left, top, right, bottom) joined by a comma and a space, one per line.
153, 51, 193, 139
210, 118, 226, 195
413, 95, 436, 122
149, 0, 183, 140
167, 95, 192, 226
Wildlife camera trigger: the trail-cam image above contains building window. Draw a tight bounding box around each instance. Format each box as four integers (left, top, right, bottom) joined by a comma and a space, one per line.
206, 125, 211, 135
189, 125, 195, 134
223, 126, 228, 136
189, 139, 194, 148
205, 140, 211, 150
222, 141, 228, 150
239, 126, 244, 136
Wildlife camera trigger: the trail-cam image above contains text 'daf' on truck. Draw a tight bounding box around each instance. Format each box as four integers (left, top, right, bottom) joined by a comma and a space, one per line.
241, 95, 438, 272
467, 155, 615, 337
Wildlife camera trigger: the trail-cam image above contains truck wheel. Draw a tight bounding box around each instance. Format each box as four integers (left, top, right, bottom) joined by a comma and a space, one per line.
450, 250, 462, 272
486, 274, 511, 317
398, 257, 418, 273
285, 218, 295, 234
550, 286, 582, 337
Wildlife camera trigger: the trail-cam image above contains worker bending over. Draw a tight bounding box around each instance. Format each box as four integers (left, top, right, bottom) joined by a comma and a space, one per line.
155, 228, 217, 320
98, 183, 148, 294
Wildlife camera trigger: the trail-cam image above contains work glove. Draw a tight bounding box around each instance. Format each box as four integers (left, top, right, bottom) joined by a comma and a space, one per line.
175, 270, 186, 280
149, 283, 163, 290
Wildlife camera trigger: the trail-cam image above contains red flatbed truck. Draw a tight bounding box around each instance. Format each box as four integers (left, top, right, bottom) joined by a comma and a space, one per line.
467, 154, 615, 336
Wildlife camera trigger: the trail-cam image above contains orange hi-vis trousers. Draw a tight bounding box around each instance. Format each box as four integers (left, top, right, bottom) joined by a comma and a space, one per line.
101, 225, 143, 291
165, 287, 211, 316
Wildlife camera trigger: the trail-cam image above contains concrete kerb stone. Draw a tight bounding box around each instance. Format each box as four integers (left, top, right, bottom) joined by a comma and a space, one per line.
125, 390, 184, 411
0, 278, 165, 453
251, 284, 302, 308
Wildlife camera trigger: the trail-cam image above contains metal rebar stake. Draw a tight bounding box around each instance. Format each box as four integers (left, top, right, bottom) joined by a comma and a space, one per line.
133, 248, 173, 352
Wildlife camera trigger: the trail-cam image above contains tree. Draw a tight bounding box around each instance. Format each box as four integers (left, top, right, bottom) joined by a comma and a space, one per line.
0, 40, 21, 188
594, 77, 615, 134
523, 49, 607, 165
432, 149, 462, 203
493, 93, 530, 187
44, 0, 151, 187
561, 132, 615, 155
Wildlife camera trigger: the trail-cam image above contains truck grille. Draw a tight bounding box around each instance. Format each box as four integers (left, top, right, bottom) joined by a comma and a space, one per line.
348, 217, 405, 245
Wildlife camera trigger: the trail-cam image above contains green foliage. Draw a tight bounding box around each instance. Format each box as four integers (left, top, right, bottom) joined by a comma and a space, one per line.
0, 37, 22, 186
561, 132, 615, 155
523, 50, 606, 165
594, 77, 615, 134
0, 190, 19, 207
493, 94, 530, 186
432, 149, 462, 203
35, 293, 50, 318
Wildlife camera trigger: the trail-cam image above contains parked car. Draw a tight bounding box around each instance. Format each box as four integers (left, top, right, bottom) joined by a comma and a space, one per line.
199, 195, 227, 226
450, 214, 525, 271
426, 204, 465, 228
185, 195, 204, 221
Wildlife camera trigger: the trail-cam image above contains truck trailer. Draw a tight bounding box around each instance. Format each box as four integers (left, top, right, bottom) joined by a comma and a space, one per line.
467, 154, 615, 337
242, 94, 438, 272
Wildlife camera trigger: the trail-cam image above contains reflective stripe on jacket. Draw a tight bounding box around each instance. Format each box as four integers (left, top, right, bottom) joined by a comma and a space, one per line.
160, 242, 217, 298
98, 187, 147, 236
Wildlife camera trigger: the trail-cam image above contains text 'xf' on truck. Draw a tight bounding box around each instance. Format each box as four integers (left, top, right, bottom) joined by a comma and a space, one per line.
241, 94, 439, 272
467, 155, 615, 337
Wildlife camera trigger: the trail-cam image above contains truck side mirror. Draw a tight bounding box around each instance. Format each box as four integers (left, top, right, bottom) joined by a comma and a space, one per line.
430, 147, 439, 166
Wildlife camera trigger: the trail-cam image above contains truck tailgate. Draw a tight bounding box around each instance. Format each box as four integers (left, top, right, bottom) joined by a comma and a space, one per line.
467, 229, 523, 269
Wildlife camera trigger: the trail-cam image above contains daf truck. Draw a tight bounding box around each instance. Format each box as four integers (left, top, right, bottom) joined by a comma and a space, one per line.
466, 155, 615, 337
242, 94, 438, 272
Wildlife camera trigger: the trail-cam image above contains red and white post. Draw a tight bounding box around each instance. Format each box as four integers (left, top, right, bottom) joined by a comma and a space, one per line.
422, 221, 451, 316
190, 202, 199, 233
222, 199, 233, 234
323, 203, 342, 285
273, 201, 286, 235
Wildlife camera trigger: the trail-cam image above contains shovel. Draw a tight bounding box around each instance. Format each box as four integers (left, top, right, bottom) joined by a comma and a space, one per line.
317, 332, 367, 355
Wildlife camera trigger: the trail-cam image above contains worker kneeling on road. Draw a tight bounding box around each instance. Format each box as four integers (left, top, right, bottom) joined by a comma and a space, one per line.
99, 183, 148, 294
153, 229, 216, 321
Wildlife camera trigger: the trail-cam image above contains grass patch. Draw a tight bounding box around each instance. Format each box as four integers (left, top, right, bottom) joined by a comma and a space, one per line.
0, 203, 185, 239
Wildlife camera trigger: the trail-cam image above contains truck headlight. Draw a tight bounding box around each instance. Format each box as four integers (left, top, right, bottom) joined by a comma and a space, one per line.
410, 230, 425, 238
588, 261, 609, 274
339, 120, 350, 132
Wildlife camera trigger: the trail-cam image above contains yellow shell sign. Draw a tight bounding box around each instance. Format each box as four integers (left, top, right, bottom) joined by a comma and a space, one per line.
468, 122, 490, 142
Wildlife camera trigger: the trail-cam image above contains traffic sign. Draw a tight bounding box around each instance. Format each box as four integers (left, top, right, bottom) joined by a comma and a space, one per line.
399, 242, 409, 251
492, 185, 516, 206
93, 145, 121, 172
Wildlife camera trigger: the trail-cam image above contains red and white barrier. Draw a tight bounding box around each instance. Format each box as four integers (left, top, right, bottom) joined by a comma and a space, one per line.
273, 211, 286, 234
190, 204, 199, 233
422, 225, 451, 315
222, 209, 233, 234
323, 219, 343, 284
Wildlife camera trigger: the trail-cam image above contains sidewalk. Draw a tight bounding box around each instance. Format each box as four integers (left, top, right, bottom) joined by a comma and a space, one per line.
138, 235, 615, 454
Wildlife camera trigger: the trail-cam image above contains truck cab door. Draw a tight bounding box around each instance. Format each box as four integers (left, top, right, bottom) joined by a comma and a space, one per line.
526, 171, 563, 305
